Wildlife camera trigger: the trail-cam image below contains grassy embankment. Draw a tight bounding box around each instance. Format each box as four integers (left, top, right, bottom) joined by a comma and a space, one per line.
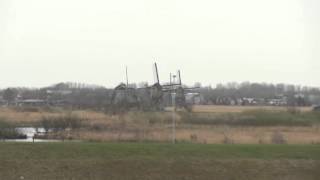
0, 142, 320, 180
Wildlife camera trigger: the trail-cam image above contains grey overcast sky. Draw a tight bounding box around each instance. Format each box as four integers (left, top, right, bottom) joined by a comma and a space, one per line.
0, 0, 319, 88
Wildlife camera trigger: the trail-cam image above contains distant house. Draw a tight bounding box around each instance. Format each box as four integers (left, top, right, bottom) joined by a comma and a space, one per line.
242, 98, 256, 105
0, 96, 6, 106
185, 93, 201, 105
17, 99, 47, 106
308, 95, 320, 105
313, 105, 320, 112
267, 95, 288, 106
46, 90, 72, 95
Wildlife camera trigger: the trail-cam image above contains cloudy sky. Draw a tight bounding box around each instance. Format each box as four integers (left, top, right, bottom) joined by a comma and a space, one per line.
0, 0, 319, 88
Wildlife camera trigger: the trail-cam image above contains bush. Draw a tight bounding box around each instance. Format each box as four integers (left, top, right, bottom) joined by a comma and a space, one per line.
0, 118, 26, 139
271, 131, 287, 144
40, 114, 84, 132
0, 129, 27, 139
222, 136, 234, 144
190, 134, 198, 142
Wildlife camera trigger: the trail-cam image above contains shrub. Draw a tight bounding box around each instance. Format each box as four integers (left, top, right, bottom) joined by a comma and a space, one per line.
222, 135, 234, 144
0, 129, 27, 139
190, 134, 198, 142
271, 131, 287, 144
0, 118, 26, 139
40, 114, 84, 132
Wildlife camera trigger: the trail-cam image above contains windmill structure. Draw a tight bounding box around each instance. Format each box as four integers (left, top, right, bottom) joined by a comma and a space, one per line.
145, 63, 199, 111
170, 70, 200, 111
109, 62, 200, 113
110, 67, 139, 113
138, 63, 178, 110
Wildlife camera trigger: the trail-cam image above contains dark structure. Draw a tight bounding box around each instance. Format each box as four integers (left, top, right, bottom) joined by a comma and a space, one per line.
313, 105, 320, 112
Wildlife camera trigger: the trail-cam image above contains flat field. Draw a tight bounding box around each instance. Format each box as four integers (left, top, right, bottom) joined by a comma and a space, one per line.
0, 143, 319, 180
1, 107, 319, 180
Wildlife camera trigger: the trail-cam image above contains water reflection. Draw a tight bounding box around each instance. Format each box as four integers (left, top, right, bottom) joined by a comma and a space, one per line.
3, 127, 62, 142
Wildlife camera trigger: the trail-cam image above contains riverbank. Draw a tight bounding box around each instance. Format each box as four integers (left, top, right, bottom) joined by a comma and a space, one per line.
0, 143, 320, 180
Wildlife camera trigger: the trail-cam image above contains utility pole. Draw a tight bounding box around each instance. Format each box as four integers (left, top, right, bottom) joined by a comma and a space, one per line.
172, 75, 177, 144
126, 66, 129, 87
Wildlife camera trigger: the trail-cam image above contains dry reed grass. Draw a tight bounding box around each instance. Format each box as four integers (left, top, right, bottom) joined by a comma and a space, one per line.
0, 107, 56, 124
1, 106, 319, 144
191, 105, 312, 113
62, 125, 320, 144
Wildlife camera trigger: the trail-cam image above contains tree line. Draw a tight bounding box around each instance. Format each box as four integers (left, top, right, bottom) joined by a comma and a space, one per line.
0, 82, 320, 110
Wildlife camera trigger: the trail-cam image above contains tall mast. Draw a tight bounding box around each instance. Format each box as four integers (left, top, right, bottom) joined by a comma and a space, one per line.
126, 66, 129, 87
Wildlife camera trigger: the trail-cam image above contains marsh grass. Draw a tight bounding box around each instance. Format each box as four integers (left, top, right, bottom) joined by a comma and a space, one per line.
0, 117, 26, 139
13, 106, 65, 113
179, 110, 320, 126
1, 106, 320, 143
40, 114, 85, 132
271, 131, 287, 144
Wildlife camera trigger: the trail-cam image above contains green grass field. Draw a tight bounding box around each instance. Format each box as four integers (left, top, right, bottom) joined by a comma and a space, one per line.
1, 142, 320, 180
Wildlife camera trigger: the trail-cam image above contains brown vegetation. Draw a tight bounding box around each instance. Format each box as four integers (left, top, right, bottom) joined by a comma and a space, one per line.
1, 106, 319, 144
191, 105, 312, 113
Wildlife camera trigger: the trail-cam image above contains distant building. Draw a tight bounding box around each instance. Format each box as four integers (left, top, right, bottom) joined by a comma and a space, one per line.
0, 96, 6, 106
17, 99, 47, 106
242, 98, 256, 105
46, 90, 72, 95
185, 93, 201, 105
313, 105, 320, 112
267, 95, 288, 106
